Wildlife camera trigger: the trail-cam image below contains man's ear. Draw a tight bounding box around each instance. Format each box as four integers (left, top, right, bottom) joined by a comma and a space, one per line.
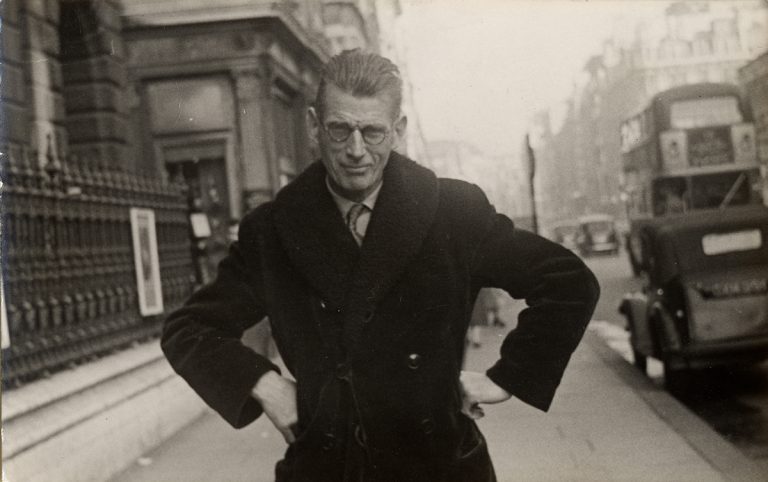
307, 107, 320, 145
393, 115, 408, 150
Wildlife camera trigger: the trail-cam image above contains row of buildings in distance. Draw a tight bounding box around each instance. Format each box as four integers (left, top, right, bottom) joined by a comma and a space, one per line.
529, 0, 768, 236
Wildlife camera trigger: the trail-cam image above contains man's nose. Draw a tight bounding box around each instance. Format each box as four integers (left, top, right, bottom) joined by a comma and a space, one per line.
346, 129, 366, 159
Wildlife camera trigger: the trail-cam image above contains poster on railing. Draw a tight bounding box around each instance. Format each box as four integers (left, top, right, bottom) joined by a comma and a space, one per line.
130, 208, 164, 316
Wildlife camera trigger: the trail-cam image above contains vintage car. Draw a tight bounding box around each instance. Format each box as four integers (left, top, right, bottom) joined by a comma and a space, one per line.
550, 221, 580, 251
619, 205, 768, 391
576, 214, 620, 256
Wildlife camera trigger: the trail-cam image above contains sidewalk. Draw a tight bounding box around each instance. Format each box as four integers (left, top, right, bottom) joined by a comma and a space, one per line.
111, 315, 765, 481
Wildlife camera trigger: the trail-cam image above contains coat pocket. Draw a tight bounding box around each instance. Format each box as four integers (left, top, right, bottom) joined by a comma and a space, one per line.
447, 422, 495, 482
291, 376, 334, 447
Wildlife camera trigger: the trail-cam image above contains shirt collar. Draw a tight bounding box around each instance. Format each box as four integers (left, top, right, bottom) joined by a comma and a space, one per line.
325, 176, 382, 216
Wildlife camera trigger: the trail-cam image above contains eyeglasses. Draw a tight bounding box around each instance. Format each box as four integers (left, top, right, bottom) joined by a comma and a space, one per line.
323, 122, 390, 145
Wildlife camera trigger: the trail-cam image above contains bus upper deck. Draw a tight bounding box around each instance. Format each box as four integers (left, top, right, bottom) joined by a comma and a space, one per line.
620, 83, 762, 221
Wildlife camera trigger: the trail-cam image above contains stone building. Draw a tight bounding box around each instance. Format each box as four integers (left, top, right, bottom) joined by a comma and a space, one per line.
120, 1, 331, 284
0, 1, 416, 480
740, 50, 768, 202
532, 0, 768, 228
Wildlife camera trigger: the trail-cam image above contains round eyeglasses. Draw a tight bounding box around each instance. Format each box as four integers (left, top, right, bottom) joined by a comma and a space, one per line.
323, 122, 389, 146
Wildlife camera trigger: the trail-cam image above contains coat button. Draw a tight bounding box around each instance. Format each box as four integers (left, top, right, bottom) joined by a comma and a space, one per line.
320, 300, 343, 314
407, 353, 421, 370
335, 362, 350, 380
321, 432, 336, 451
421, 418, 435, 435
354, 424, 367, 447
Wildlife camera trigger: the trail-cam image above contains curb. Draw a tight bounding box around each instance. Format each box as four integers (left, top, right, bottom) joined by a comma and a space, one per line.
583, 330, 765, 482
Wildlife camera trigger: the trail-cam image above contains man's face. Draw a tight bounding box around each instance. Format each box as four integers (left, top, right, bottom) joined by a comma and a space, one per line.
309, 84, 407, 202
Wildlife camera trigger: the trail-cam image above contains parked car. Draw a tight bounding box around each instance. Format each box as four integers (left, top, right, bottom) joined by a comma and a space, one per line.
619, 205, 768, 391
550, 221, 580, 251
576, 214, 619, 256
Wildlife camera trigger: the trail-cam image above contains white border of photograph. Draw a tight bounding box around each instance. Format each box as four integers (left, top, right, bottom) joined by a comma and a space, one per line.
130, 208, 164, 316
1, 269, 9, 349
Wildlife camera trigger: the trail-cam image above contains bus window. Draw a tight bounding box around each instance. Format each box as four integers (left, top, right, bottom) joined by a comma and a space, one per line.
670, 96, 742, 129
689, 171, 751, 210
653, 177, 688, 216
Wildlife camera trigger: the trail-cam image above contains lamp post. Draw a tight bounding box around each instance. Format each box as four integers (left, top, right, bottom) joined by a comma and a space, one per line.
525, 133, 538, 235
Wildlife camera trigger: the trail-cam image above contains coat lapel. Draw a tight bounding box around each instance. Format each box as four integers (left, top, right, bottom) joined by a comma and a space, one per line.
343, 153, 439, 349
272, 153, 440, 352
272, 162, 360, 308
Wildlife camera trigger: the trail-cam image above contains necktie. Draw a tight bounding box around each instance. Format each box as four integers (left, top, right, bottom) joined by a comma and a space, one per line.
346, 203, 367, 246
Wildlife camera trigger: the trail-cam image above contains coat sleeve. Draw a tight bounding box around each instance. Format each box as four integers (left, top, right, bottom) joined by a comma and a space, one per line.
461, 184, 600, 411
161, 211, 279, 428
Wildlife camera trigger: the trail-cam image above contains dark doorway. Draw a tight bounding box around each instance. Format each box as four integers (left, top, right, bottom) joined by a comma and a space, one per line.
166, 156, 231, 285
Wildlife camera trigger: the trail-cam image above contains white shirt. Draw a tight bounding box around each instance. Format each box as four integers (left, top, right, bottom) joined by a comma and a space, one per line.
325, 177, 382, 240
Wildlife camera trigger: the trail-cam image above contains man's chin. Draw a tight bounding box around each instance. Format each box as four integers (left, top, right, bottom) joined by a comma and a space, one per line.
339, 177, 371, 190
335, 179, 373, 198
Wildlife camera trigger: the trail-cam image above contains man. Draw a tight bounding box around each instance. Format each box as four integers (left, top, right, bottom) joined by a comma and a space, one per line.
162, 50, 599, 482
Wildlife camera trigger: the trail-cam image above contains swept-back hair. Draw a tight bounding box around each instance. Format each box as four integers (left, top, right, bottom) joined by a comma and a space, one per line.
314, 49, 403, 120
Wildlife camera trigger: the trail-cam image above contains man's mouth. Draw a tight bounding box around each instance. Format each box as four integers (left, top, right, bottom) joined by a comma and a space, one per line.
340, 164, 371, 174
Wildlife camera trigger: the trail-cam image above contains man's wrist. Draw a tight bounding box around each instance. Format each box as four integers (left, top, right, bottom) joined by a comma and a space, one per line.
251, 370, 282, 403
485, 367, 514, 399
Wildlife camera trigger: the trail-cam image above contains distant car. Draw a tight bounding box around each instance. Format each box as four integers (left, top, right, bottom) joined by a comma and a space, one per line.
550, 221, 580, 251
576, 214, 619, 256
619, 205, 768, 391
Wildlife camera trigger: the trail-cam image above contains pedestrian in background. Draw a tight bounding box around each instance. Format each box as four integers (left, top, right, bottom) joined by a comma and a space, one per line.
162, 49, 599, 482
468, 289, 508, 348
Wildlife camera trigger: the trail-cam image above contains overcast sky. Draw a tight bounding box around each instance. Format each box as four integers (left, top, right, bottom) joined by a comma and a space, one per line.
399, 0, 672, 157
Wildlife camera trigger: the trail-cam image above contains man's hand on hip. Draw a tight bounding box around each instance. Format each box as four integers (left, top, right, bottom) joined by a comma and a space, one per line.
459, 370, 511, 419
252, 371, 298, 443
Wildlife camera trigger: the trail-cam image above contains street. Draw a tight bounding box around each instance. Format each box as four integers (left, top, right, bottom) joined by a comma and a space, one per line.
582, 251, 768, 471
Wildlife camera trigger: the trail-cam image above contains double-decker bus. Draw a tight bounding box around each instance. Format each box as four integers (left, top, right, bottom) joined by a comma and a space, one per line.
620, 83, 764, 274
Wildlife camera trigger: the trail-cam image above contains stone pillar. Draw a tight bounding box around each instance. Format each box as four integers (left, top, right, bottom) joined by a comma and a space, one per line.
59, 0, 128, 170
13, 0, 67, 167
0, 0, 29, 160
233, 64, 278, 213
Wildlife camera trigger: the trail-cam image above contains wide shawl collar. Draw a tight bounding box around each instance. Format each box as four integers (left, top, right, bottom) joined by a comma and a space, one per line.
272, 152, 439, 353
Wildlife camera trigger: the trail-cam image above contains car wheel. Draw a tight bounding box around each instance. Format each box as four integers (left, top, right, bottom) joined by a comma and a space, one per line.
632, 347, 647, 374
663, 360, 690, 395
627, 251, 640, 276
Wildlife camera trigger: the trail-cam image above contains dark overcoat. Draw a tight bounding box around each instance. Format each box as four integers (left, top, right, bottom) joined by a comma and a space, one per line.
162, 153, 600, 482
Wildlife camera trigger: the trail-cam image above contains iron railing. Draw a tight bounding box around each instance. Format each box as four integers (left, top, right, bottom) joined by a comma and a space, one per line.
1, 145, 195, 387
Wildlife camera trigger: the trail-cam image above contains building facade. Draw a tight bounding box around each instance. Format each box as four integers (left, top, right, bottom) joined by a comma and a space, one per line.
121, 1, 331, 284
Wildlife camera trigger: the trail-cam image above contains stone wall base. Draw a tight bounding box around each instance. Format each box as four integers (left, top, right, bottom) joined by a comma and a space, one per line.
2, 341, 207, 482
